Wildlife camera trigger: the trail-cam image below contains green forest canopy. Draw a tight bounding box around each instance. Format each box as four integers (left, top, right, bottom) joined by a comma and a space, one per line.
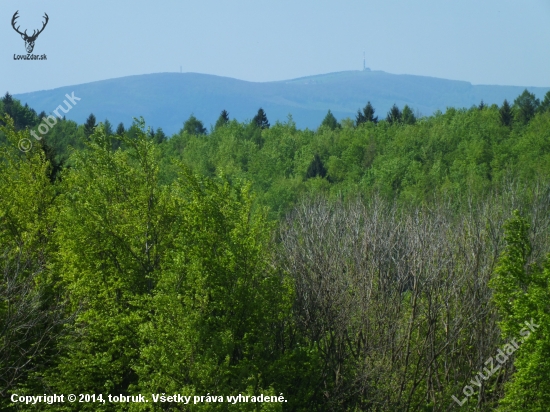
1, 89, 550, 410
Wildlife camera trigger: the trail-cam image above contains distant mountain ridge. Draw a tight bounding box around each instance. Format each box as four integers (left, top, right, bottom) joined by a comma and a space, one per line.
14, 70, 550, 135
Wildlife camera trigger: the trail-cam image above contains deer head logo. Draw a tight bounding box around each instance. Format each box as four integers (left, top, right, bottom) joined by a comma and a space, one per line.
11, 11, 49, 54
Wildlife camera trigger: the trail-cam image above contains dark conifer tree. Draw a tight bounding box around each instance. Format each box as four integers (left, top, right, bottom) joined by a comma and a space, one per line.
306, 154, 327, 179
0, 93, 13, 127
126, 124, 140, 140
363, 101, 378, 124
402, 105, 416, 125
500, 99, 513, 127
116, 122, 125, 136
386, 104, 402, 124
183, 114, 207, 135
104, 119, 113, 136
356, 110, 366, 126
539, 91, 550, 114
38, 139, 62, 183
478, 100, 486, 110
356, 102, 378, 126
253, 108, 270, 129
111, 122, 125, 151
84, 114, 97, 139
320, 110, 341, 130
514, 89, 540, 124
1, 92, 14, 117
22, 104, 39, 128
0, 94, 42, 129
215, 110, 230, 130
154, 127, 167, 144
2, 91, 13, 105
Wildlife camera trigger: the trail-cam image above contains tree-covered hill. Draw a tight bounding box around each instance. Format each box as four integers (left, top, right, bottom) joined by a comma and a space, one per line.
14, 70, 550, 135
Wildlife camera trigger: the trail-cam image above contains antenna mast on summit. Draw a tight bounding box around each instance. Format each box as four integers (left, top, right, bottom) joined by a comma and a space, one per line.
363, 52, 366, 71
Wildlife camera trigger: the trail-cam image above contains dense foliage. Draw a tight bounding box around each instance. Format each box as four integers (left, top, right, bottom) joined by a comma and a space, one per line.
1, 90, 550, 410
158, 92, 550, 220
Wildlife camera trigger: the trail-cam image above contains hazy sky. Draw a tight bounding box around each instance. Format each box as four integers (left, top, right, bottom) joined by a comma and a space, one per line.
2, 0, 549, 94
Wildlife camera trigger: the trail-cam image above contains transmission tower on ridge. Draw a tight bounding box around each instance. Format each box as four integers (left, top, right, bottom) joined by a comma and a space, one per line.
363, 52, 371, 71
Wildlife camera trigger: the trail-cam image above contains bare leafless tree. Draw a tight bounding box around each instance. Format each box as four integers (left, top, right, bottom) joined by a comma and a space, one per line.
278, 183, 550, 411
0, 248, 73, 397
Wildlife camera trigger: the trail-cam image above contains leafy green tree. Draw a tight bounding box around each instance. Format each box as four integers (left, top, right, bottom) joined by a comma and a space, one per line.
320, 110, 341, 130
44, 121, 176, 406
500, 99, 514, 127
386, 104, 402, 124
215, 109, 230, 130
183, 114, 207, 135
490, 211, 550, 411
514, 89, 540, 124
253, 108, 270, 129
137, 171, 295, 410
402, 105, 416, 125
341, 117, 355, 129
0, 115, 65, 402
356, 101, 378, 126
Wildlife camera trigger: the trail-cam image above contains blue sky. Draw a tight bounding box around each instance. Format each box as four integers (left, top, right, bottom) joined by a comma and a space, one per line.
2, 0, 550, 94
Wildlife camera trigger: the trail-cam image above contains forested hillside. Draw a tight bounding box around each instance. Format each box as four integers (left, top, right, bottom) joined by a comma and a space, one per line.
159, 91, 550, 219
2, 89, 550, 411
14, 71, 550, 135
